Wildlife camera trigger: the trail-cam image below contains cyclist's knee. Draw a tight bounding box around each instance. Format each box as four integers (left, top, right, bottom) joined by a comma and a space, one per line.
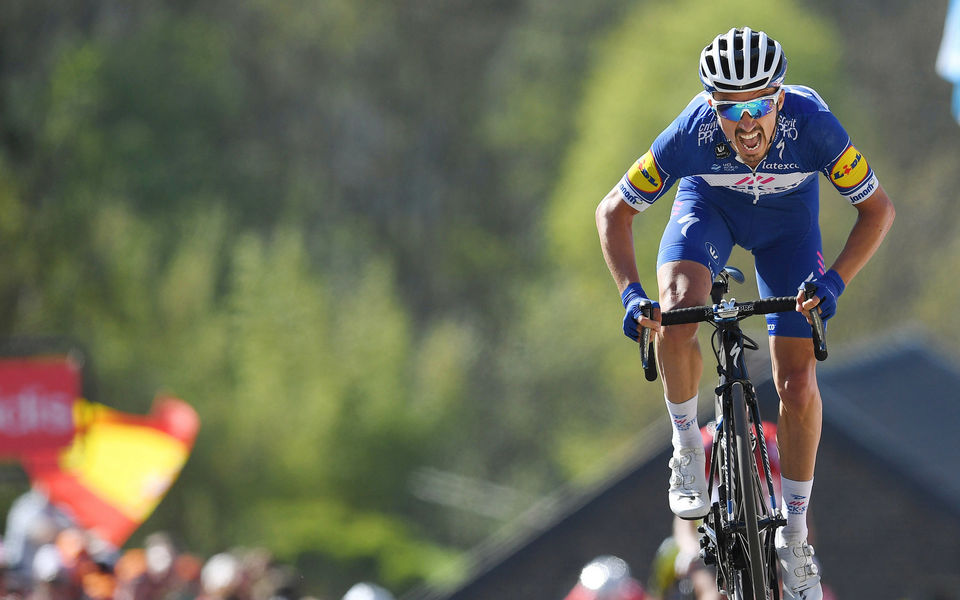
774, 368, 819, 410
659, 320, 699, 345
657, 260, 711, 310
771, 336, 819, 411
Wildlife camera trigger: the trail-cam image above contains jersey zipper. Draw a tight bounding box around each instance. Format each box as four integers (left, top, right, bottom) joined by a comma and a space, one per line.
734, 154, 763, 204
749, 164, 760, 204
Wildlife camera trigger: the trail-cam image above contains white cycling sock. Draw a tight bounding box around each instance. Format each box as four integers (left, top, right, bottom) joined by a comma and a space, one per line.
665, 394, 701, 449
780, 476, 813, 542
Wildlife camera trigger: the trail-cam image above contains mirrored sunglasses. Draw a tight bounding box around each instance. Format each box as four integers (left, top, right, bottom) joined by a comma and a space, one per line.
712, 89, 782, 121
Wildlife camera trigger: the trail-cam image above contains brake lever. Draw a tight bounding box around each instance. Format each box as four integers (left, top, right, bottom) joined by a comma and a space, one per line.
802, 283, 828, 361
639, 300, 658, 381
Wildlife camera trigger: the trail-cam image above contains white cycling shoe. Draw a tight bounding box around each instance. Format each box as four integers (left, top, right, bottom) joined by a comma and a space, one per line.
667, 446, 709, 519
776, 529, 823, 600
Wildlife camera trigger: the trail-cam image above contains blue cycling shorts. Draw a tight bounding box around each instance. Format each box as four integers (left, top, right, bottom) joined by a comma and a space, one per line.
656, 188, 825, 338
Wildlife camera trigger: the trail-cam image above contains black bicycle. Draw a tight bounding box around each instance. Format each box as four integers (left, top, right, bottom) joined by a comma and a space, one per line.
638, 266, 827, 600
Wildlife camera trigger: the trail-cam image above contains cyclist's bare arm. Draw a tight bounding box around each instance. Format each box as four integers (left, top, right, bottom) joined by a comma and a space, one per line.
797, 186, 895, 317
596, 189, 662, 333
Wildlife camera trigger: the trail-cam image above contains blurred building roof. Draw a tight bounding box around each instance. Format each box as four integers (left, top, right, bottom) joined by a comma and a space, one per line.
817, 330, 960, 516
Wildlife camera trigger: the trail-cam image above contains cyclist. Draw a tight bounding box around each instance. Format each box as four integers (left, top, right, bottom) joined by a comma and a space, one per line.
596, 27, 895, 599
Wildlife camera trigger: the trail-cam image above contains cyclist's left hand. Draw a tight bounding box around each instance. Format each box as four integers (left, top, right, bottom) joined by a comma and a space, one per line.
796, 269, 845, 323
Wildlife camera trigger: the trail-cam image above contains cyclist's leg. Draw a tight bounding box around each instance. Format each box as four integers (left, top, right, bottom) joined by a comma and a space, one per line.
656, 194, 733, 519
755, 227, 824, 598
753, 224, 823, 484
656, 194, 734, 403
655, 260, 711, 402
769, 337, 820, 483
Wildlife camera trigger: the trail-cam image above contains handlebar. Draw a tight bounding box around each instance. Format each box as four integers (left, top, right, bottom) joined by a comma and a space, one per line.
660, 296, 796, 325
638, 292, 829, 381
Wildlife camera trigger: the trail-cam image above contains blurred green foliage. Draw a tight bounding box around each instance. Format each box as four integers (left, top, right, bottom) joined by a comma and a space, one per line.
0, 0, 956, 598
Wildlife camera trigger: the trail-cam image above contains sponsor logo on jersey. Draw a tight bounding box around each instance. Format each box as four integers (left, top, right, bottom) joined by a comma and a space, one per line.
698, 121, 719, 147
626, 151, 663, 194
735, 175, 776, 186
699, 171, 815, 195
830, 145, 870, 189
777, 115, 798, 141
711, 162, 742, 173
848, 174, 878, 203
618, 181, 644, 205
714, 143, 731, 159
760, 161, 800, 170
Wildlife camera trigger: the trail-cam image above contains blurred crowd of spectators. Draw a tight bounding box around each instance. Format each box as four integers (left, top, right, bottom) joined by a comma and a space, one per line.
0, 491, 396, 600
1, 527, 315, 600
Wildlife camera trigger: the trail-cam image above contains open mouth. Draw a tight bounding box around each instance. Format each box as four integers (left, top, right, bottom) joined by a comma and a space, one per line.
738, 130, 763, 153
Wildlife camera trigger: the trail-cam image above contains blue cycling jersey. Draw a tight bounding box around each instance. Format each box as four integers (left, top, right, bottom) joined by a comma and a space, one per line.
617, 85, 878, 210
614, 85, 880, 337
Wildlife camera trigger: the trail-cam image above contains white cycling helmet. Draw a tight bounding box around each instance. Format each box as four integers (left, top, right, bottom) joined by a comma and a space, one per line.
699, 27, 786, 93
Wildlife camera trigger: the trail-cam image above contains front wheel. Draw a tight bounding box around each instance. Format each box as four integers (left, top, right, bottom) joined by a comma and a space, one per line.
732, 382, 769, 599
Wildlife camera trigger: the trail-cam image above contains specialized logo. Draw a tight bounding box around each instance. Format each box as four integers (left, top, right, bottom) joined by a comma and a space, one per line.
730, 344, 742, 364
830, 145, 870, 189
678, 213, 699, 237
626, 151, 664, 194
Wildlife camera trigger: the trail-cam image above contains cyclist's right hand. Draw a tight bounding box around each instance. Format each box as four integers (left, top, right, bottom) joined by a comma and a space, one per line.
621, 282, 661, 341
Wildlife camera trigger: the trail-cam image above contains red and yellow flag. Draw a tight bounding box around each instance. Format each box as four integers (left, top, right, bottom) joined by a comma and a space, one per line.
23, 396, 199, 548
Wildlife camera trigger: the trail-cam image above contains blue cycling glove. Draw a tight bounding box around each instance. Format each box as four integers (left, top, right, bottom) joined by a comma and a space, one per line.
621, 282, 659, 341
806, 269, 845, 321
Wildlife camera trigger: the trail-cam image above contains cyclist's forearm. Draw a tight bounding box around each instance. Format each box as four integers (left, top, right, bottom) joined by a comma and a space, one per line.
828, 185, 895, 285
596, 192, 641, 294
